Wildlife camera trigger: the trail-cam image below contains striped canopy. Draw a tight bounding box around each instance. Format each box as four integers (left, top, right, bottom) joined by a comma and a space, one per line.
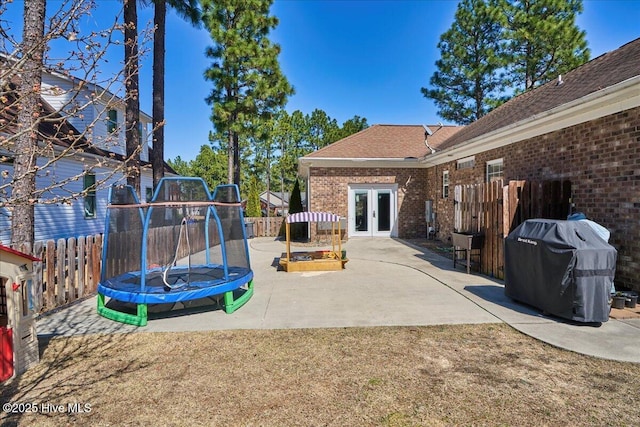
286, 211, 341, 223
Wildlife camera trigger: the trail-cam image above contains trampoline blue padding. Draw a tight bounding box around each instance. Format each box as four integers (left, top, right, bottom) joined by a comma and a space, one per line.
98, 266, 253, 304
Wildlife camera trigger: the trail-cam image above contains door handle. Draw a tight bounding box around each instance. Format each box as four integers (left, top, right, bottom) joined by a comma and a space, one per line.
373, 210, 376, 218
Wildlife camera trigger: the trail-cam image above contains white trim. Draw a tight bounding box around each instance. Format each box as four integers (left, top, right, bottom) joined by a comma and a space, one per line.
442, 170, 450, 199
486, 158, 504, 183
348, 184, 398, 238
299, 157, 422, 178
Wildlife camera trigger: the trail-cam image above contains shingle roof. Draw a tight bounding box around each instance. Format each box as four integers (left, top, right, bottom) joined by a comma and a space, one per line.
304, 124, 463, 159
1, 83, 176, 174
1, 82, 88, 146
438, 38, 640, 150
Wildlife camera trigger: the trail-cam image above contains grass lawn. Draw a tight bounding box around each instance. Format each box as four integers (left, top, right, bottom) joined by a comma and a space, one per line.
2, 324, 639, 426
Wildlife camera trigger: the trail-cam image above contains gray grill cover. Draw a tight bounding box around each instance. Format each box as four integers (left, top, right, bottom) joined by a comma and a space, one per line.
505, 219, 617, 323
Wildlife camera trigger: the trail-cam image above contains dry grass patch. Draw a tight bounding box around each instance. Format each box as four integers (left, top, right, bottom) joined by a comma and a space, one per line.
1, 324, 639, 426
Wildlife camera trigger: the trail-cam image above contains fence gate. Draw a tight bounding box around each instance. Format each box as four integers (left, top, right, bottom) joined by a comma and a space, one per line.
454, 180, 571, 279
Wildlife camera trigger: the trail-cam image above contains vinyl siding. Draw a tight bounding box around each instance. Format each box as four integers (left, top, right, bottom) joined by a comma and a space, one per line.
1, 157, 155, 244
40, 73, 151, 162
41, 74, 95, 135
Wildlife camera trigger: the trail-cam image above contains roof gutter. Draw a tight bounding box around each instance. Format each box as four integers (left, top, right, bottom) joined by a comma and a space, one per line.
421, 75, 640, 166
298, 156, 423, 178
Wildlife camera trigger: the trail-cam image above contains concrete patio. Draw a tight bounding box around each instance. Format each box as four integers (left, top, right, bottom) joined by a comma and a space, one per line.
36, 237, 640, 363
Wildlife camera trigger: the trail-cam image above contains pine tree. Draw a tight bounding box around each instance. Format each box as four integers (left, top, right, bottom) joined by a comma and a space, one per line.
151, 0, 201, 188
279, 178, 306, 240
124, 0, 141, 195
422, 0, 508, 124
202, 0, 293, 187
246, 176, 262, 217
11, 0, 46, 248
504, 0, 589, 91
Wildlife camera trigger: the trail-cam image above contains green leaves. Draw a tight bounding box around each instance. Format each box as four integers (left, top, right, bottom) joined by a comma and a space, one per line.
422, 0, 509, 125
423, 0, 590, 124
167, 145, 227, 191
202, 0, 293, 185
504, 0, 589, 90
169, 108, 368, 201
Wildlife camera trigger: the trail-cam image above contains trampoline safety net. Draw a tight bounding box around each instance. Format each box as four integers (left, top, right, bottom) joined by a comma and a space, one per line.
97, 177, 253, 326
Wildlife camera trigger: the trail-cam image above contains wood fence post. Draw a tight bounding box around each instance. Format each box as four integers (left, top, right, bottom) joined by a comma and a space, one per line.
67, 237, 77, 303
93, 234, 102, 292
32, 241, 44, 313
86, 236, 94, 293
56, 238, 66, 306
45, 240, 55, 309
77, 236, 86, 299
503, 184, 510, 238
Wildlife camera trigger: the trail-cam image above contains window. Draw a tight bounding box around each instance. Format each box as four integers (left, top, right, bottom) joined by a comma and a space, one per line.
146, 187, 153, 202
457, 156, 475, 170
84, 173, 96, 218
442, 170, 449, 199
21, 278, 33, 316
486, 158, 504, 182
107, 109, 118, 133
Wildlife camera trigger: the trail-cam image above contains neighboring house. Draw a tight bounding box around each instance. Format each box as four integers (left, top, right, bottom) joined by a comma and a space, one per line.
39, 67, 152, 165
259, 190, 307, 216
299, 38, 640, 290
0, 65, 174, 244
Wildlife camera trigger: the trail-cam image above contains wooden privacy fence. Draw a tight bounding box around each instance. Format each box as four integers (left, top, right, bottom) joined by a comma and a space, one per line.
245, 217, 283, 237
454, 179, 571, 279
17, 217, 271, 314
504, 180, 572, 234
104, 222, 217, 279
15, 234, 103, 314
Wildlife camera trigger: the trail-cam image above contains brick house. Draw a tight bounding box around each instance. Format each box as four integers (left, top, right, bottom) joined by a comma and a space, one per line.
299, 124, 462, 238
299, 38, 640, 291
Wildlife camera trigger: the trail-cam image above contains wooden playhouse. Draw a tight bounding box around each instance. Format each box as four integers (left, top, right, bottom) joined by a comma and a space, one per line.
279, 212, 348, 272
0, 244, 40, 382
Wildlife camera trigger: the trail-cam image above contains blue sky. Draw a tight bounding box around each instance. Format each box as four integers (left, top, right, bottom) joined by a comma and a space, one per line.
3, 1, 640, 162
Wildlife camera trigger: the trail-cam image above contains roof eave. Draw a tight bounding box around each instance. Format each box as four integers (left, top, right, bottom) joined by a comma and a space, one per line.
422, 75, 640, 166
298, 157, 424, 178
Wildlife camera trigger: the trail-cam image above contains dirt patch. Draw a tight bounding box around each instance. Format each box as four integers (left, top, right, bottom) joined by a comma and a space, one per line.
406, 238, 453, 256
610, 307, 640, 319
2, 324, 639, 426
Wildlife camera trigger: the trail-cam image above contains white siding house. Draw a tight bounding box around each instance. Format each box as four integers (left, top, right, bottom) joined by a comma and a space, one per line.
0, 158, 155, 243
1, 68, 165, 245
40, 71, 151, 162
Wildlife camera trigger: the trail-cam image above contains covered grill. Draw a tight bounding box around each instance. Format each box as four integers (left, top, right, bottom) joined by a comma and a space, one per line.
504, 219, 617, 323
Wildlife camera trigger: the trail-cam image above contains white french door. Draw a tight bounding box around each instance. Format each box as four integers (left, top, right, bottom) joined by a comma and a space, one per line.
348, 184, 397, 237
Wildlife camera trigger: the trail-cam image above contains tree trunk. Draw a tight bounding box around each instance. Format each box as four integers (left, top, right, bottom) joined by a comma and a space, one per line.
124, 0, 141, 196
11, 0, 46, 248
280, 138, 285, 216
152, 0, 166, 189
227, 130, 234, 185
266, 149, 271, 234
233, 131, 240, 186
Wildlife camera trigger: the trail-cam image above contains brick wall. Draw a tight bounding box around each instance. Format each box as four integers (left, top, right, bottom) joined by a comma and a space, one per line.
308, 167, 428, 239
425, 106, 640, 291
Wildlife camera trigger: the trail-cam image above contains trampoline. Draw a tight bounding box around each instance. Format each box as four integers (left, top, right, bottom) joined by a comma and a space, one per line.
97, 177, 254, 326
